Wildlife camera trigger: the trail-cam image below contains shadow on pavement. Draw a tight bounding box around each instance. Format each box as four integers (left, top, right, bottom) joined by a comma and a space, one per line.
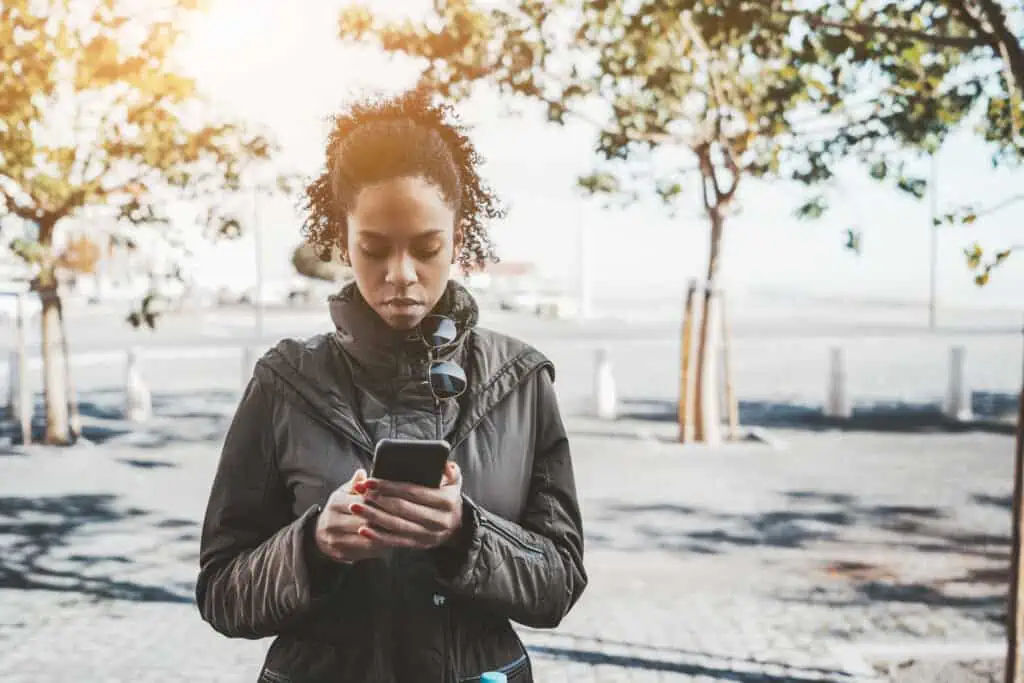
534, 631, 860, 680
528, 643, 857, 682
2, 387, 238, 449
618, 395, 1018, 435
590, 490, 1008, 619
0, 493, 196, 603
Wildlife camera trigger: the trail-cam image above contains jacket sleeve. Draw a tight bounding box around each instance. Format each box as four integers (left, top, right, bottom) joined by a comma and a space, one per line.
195, 375, 348, 639
432, 368, 587, 629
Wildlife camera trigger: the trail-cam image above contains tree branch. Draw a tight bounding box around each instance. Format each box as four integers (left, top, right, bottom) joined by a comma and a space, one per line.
972, 0, 1024, 136
787, 10, 990, 50
976, 192, 1024, 218
0, 184, 41, 222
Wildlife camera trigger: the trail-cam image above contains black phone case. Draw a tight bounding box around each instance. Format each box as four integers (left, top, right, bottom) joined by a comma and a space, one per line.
370, 439, 451, 488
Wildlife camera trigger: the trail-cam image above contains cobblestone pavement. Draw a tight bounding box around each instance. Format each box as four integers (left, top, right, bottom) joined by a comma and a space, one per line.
0, 403, 1015, 682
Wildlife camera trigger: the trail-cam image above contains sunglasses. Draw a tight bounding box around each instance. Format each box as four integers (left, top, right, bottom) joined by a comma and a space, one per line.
419, 314, 467, 402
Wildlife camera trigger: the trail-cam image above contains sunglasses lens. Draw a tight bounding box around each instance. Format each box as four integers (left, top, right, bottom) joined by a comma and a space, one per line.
430, 360, 467, 399
421, 315, 458, 348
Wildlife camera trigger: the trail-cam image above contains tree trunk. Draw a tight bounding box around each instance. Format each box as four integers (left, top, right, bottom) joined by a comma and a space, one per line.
678, 279, 699, 442
39, 284, 70, 445
694, 206, 725, 444
56, 295, 82, 440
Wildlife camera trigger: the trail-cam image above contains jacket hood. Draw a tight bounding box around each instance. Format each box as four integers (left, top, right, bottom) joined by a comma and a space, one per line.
254, 279, 482, 453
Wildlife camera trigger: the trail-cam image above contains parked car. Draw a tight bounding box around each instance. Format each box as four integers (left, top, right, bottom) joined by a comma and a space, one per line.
496, 278, 578, 319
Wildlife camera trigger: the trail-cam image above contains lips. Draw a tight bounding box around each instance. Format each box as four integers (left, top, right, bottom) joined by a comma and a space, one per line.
386, 297, 422, 307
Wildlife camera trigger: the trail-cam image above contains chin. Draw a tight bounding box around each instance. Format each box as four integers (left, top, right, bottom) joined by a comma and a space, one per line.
379, 311, 422, 331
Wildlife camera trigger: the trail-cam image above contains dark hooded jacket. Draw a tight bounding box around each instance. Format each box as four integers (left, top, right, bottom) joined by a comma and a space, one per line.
195, 281, 587, 682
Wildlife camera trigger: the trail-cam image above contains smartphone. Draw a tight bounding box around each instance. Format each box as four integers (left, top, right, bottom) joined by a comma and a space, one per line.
370, 438, 451, 488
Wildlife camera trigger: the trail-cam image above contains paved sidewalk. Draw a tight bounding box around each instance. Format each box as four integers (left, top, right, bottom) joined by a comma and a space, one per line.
0, 408, 1014, 682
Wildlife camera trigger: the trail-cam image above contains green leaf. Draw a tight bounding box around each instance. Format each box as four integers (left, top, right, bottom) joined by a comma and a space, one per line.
964, 243, 983, 270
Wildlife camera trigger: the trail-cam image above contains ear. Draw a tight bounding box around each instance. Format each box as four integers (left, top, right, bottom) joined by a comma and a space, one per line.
335, 231, 350, 265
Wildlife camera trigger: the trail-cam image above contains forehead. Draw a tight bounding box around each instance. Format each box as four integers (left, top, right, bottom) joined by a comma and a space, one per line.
349, 176, 455, 237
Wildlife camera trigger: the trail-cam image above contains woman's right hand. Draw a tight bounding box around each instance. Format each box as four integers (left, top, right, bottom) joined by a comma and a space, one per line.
314, 468, 391, 564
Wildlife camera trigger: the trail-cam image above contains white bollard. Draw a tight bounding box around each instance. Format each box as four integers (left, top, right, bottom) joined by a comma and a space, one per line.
5, 351, 17, 421
594, 347, 617, 420
124, 347, 152, 423
944, 345, 973, 421
825, 347, 852, 419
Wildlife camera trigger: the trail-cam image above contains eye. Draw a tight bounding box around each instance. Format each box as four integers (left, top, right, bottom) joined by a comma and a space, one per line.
358, 243, 388, 259
413, 244, 443, 259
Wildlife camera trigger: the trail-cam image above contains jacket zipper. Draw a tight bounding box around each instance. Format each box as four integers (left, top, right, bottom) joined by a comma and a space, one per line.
479, 515, 544, 556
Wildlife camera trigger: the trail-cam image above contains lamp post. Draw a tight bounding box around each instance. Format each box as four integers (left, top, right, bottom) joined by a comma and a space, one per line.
928, 153, 939, 331
252, 189, 264, 341
577, 199, 593, 319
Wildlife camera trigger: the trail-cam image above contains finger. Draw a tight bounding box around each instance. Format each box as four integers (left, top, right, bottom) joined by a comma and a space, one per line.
365, 479, 452, 510
328, 532, 378, 560
358, 524, 435, 550
359, 494, 449, 532
350, 500, 441, 539
321, 513, 365, 539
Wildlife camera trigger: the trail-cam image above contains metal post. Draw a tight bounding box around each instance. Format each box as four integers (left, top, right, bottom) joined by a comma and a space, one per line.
1006, 319, 1024, 683
928, 154, 939, 331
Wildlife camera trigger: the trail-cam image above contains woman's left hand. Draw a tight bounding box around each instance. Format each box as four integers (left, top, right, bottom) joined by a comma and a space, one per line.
353, 461, 464, 550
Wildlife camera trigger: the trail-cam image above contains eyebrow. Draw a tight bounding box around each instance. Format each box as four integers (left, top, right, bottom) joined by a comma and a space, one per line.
359, 229, 445, 240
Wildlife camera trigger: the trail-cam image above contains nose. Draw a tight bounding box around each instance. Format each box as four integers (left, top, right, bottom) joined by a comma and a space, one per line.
385, 251, 418, 288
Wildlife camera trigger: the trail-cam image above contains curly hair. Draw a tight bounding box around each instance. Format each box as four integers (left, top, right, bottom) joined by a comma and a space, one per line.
301, 88, 503, 272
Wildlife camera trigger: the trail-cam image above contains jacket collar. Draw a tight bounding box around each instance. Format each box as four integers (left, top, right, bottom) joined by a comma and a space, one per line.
327, 279, 479, 373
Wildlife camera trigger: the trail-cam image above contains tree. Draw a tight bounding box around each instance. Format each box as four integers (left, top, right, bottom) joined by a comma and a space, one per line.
1, 0, 274, 444
711, 1, 1023, 280
338, 0, 855, 442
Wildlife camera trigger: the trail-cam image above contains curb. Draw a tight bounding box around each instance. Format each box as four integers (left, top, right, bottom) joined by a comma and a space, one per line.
564, 416, 789, 451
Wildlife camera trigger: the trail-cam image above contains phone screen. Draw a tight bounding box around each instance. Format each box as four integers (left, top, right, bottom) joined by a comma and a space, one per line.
370, 438, 451, 488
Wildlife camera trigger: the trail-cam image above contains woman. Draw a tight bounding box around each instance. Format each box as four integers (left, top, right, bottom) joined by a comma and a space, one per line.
195, 88, 587, 683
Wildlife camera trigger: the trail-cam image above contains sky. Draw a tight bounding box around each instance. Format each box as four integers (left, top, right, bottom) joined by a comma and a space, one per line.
172, 0, 1024, 310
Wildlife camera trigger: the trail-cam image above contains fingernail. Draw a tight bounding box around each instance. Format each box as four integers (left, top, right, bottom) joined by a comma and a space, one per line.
353, 483, 367, 494
350, 503, 365, 515
358, 527, 373, 538
365, 480, 379, 490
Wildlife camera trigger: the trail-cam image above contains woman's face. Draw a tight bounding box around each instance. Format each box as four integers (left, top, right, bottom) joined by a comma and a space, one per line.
345, 175, 459, 330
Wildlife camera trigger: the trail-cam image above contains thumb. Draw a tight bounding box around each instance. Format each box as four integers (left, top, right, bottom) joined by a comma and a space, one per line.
444, 461, 461, 485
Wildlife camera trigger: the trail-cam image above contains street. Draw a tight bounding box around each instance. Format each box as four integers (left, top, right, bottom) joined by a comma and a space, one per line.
0, 402, 1016, 681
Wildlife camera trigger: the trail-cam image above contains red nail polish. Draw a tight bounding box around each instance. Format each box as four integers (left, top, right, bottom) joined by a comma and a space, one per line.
353, 483, 367, 494
365, 480, 379, 490
358, 527, 373, 538
350, 503, 365, 515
